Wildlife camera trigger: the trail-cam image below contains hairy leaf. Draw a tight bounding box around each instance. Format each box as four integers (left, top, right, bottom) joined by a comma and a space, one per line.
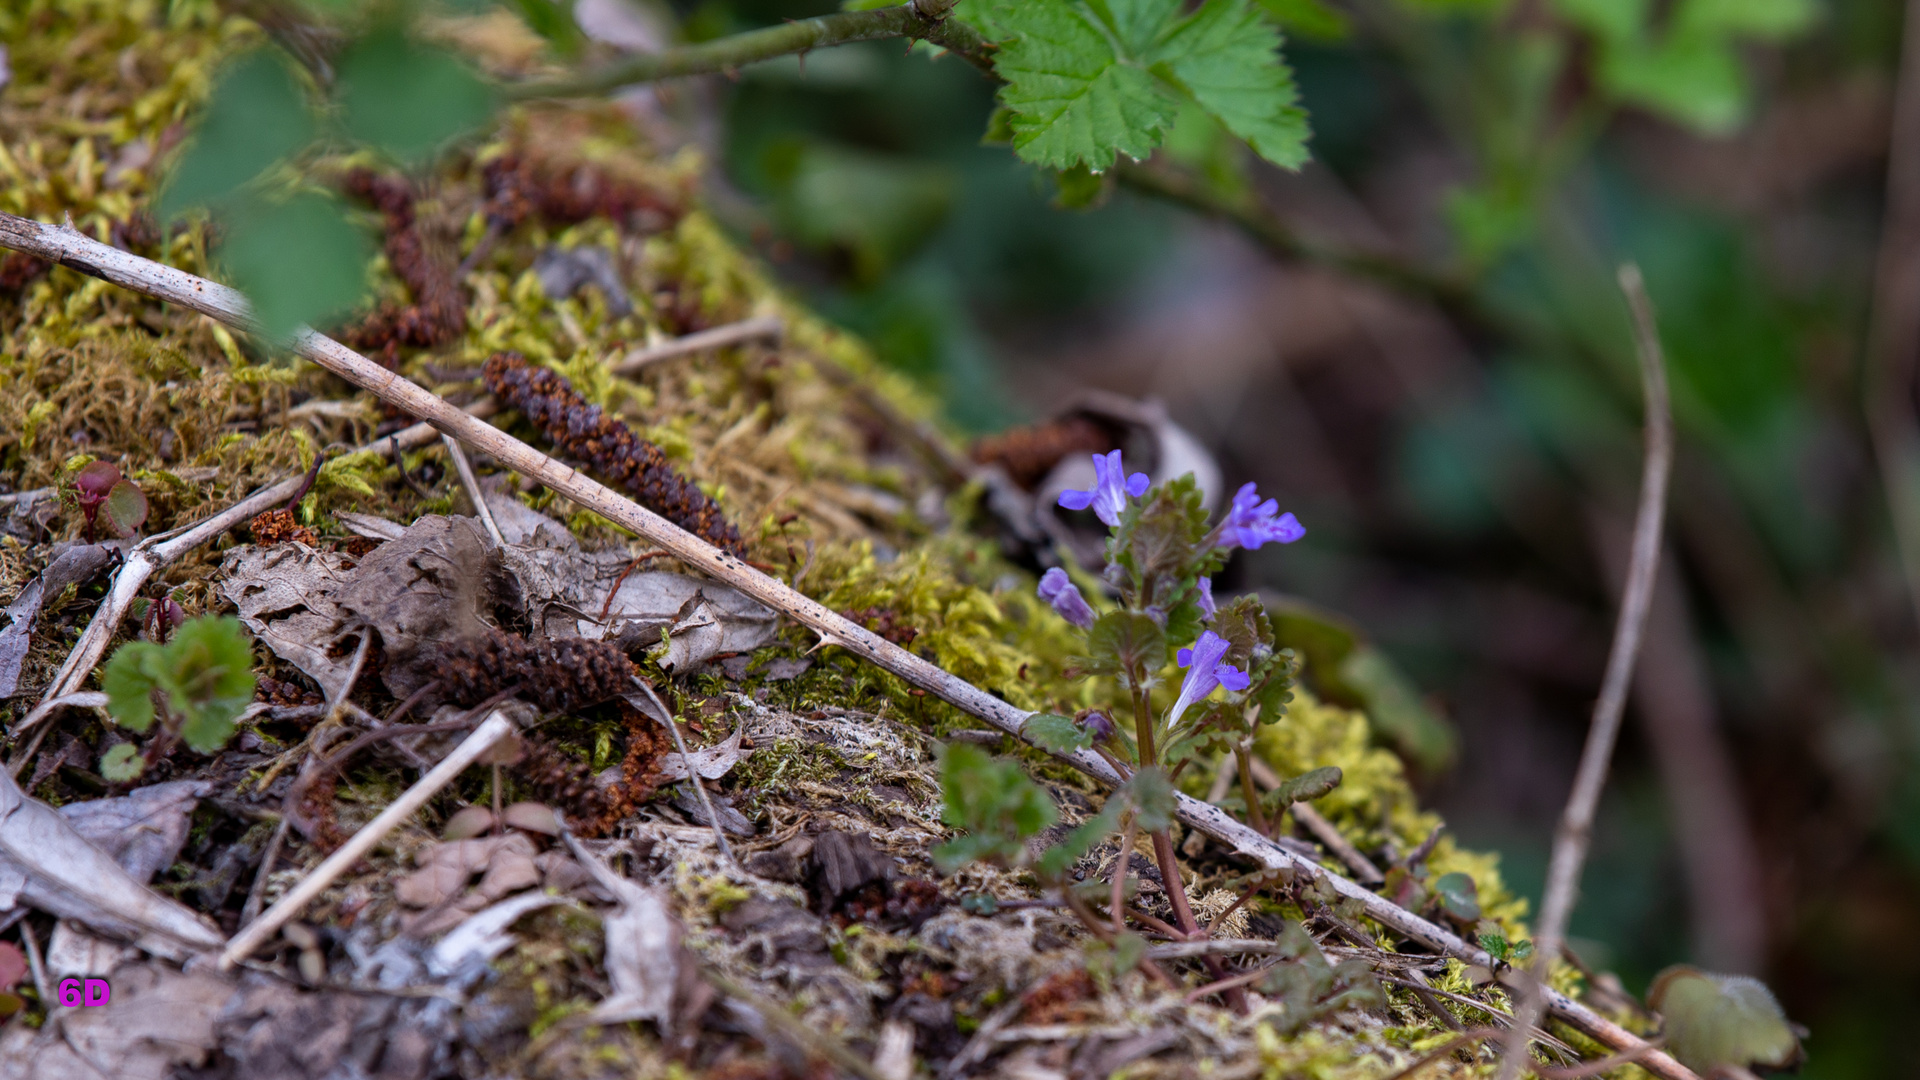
102, 641, 164, 732
992, 0, 1174, 171
1085, 610, 1167, 679
1024, 712, 1094, 754
934, 743, 1058, 872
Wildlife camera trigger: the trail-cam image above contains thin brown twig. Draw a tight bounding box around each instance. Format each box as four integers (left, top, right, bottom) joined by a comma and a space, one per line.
1495, 263, 1673, 1080
0, 212, 1697, 1080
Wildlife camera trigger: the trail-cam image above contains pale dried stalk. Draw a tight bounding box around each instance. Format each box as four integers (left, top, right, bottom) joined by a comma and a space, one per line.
442, 433, 505, 547
1495, 265, 1673, 1080
220, 710, 516, 968
0, 213, 1696, 1080
612, 314, 784, 376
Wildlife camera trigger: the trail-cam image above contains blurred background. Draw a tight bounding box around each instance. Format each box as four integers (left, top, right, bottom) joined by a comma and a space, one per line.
636, 0, 1920, 1073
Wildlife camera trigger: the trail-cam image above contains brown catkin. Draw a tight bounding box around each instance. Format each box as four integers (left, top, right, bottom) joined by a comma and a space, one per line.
480, 151, 682, 233
439, 630, 636, 715
341, 169, 466, 364
483, 352, 747, 556
512, 732, 610, 830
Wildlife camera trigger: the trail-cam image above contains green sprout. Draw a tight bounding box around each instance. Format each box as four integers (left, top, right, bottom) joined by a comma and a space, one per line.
101, 615, 257, 779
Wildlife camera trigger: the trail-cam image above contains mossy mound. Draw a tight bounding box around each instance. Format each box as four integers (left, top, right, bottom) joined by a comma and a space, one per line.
0, 4, 1654, 1078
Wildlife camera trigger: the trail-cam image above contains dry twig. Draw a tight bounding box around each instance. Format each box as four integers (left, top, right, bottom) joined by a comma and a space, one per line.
0, 212, 1697, 1080
219, 710, 517, 968
610, 314, 783, 376
1494, 264, 1673, 1080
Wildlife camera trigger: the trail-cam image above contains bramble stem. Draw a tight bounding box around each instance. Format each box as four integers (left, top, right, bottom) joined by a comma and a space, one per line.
507, 3, 994, 99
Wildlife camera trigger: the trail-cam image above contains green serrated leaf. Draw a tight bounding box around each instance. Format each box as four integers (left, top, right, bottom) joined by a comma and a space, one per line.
336, 23, 498, 166
1024, 712, 1095, 754
158, 50, 314, 219
221, 193, 376, 344
100, 743, 145, 782
1155, 0, 1310, 168
992, 0, 1177, 170
102, 641, 163, 732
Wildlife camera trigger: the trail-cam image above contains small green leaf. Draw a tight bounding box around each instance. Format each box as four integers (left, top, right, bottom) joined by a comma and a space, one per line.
1649, 967, 1803, 1074
100, 743, 145, 782
1123, 766, 1176, 832
1433, 872, 1481, 923
934, 743, 1058, 872
103, 478, 148, 537
221, 193, 376, 344
1271, 765, 1341, 807
102, 641, 163, 732
158, 50, 314, 218
1024, 712, 1094, 754
336, 24, 498, 166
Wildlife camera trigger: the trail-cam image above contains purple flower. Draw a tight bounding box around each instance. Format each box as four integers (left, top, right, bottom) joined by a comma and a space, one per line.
1216, 482, 1304, 551
1058, 450, 1151, 528
1080, 712, 1116, 743
1166, 630, 1250, 731
1037, 567, 1095, 628
1196, 576, 1216, 620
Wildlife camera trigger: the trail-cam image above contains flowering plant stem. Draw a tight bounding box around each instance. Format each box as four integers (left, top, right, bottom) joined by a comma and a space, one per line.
0, 212, 1697, 1080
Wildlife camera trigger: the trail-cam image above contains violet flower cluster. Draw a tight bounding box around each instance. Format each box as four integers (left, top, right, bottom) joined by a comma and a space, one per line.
1167, 630, 1250, 730
1057, 449, 1150, 527
1037, 567, 1095, 628
1214, 482, 1305, 551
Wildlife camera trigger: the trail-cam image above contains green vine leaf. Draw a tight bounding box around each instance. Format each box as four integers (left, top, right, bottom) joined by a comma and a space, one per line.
982, 0, 1309, 172
157, 50, 313, 218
